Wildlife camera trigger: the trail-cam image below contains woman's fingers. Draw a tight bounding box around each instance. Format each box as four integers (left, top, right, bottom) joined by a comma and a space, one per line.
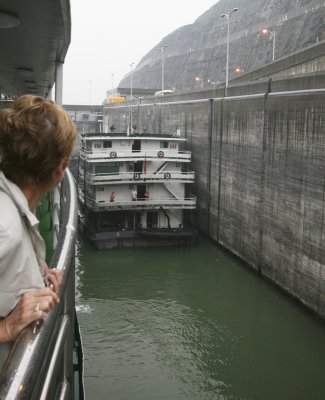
46, 268, 62, 294
20, 291, 57, 318
36, 296, 57, 311
52, 268, 62, 285
32, 287, 60, 304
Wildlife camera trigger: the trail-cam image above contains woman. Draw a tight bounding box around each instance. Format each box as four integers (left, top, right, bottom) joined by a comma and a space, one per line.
0, 95, 76, 365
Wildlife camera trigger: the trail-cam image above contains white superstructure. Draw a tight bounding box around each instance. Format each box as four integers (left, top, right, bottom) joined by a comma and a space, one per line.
78, 132, 196, 247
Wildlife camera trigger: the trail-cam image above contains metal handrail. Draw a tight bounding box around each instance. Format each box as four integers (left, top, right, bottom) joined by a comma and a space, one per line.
0, 168, 81, 400
39, 315, 70, 399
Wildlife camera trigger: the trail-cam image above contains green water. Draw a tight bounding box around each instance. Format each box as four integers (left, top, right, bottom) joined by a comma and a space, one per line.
75, 236, 325, 400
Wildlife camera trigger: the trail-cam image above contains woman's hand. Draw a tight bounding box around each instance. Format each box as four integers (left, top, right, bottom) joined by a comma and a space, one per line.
0, 287, 59, 342
46, 268, 63, 294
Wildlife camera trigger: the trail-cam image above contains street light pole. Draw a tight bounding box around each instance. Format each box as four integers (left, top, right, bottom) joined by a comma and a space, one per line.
129, 62, 134, 134
220, 8, 238, 96
159, 45, 167, 95
272, 30, 276, 61
262, 28, 276, 61
136, 96, 144, 133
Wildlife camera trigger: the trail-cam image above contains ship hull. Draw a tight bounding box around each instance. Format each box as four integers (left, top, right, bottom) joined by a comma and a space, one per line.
79, 215, 198, 249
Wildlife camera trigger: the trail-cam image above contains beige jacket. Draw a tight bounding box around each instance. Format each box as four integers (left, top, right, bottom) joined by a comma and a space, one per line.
0, 171, 46, 317
0, 171, 47, 367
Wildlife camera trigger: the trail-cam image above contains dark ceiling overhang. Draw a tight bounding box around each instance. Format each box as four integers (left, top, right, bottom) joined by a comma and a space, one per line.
0, 0, 71, 99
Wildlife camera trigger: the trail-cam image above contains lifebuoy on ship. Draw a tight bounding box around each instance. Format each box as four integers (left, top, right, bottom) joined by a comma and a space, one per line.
134, 173, 140, 180
164, 172, 171, 179
158, 151, 164, 158
110, 151, 117, 158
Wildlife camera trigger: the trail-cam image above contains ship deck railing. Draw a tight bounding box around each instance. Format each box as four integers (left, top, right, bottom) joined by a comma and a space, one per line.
80, 149, 191, 161
79, 193, 197, 210
80, 132, 187, 139
0, 169, 83, 400
81, 169, 195, 183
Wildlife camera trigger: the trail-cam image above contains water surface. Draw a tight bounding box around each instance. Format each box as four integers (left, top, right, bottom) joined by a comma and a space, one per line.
76, 236, 325, 400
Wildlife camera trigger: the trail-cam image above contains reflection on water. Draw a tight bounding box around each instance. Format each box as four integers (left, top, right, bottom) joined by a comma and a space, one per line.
76, 236, 325, 400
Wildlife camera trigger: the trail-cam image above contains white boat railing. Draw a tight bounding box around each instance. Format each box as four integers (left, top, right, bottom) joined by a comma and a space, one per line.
82, 169, 195, 183
0, 169, 83, 400
80, 148, 191, 161
81, 194, 197, 210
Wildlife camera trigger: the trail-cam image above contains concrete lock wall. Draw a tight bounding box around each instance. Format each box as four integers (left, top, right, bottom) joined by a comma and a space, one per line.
261, 92, 325, 317
104, 85, 325, 319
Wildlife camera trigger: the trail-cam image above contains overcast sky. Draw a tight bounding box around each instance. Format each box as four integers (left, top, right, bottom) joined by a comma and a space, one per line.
63, 0, 218, 105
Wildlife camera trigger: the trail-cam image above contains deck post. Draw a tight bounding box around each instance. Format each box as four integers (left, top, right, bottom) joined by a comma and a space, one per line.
55, 61, 64, 105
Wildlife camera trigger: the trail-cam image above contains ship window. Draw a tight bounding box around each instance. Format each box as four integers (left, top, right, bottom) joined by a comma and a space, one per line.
94, 143, 102, 149
82, 113, 89, 120
132, 140, 141, 152
95, 164, 119, 174
96, 187, 104, 192
103, 140, 112, 148
147, 212, 158, 228
160, 141, 168, 148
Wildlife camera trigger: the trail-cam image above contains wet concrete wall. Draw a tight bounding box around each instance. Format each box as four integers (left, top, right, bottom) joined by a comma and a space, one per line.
104, 83, 325, 318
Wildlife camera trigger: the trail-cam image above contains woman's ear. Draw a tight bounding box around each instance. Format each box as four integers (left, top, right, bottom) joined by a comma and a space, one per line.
52, 157, 69, 185
61, 156, 69, 171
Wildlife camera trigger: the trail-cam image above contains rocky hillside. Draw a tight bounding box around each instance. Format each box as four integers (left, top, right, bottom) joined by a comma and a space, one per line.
119, 0, 324, 91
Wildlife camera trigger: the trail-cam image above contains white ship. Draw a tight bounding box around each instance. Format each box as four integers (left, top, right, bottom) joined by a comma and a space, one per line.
78, 132, 197, 248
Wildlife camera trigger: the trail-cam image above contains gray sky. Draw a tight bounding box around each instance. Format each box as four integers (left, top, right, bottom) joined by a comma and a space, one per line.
63, 0, 218, 105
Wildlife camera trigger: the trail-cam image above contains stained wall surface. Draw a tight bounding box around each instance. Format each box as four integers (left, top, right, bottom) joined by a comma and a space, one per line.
104, 84, 325, 318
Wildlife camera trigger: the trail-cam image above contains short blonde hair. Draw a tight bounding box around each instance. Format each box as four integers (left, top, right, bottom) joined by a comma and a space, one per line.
0, 95, 76, 184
